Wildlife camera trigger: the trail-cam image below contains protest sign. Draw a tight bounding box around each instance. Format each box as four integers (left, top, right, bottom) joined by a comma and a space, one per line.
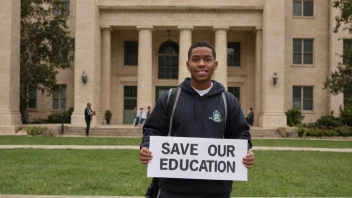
147, 136, 248, 181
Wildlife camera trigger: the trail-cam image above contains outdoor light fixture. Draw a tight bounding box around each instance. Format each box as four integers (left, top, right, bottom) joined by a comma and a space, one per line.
81, 71, 87, 84
272, 72, 278, 85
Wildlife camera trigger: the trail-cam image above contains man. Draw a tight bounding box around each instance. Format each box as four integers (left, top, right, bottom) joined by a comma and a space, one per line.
84, 102, 95, 137
246, 107, 254, 126
140, 41, 254, 198
139, 108, 147, 127
135, 108, 144, 127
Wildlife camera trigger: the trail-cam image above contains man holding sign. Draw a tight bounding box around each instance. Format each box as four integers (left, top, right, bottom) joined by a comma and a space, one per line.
140, 41, 254, 198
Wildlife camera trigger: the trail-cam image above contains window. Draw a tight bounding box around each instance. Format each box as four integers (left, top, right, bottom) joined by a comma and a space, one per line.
123, 86, 137, 124
124, 86, 137, 110
53, 0, 70, 17
28, 88, 37, 109
343, 39, 352, 64
228, 87, 241, 103
293, 0, 314, 17
344, 88, 352, 105
53, 85, 67, 110
293, 39, 313, 65
293, 86, 313, 111
158, 41, 179, 79
124, 41, 138, 65
155, 86, 176, 103
227, 42, 241, 67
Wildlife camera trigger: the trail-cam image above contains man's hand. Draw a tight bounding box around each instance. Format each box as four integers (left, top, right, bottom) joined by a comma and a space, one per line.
140, 147, 153, 165
242, 149, 254, 169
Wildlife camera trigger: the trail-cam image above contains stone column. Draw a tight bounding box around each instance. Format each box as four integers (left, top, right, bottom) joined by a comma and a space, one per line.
255, 28, 262, 126
137, 26, 153, 111
329, 0, 344, 114
0, 0, 21, 130
101, 26, 112, 122
213, 26, 229, 90
178, 26, 193, 84
71, 0, 102, 126
259, 0, 287, 127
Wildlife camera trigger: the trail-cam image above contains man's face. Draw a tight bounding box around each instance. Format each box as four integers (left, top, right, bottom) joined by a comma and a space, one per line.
88, 103, 91, 108
187, 47, 218, 83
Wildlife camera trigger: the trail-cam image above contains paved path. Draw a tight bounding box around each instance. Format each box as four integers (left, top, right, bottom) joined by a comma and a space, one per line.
0, 196, 143, 198
0, 145, 351, 152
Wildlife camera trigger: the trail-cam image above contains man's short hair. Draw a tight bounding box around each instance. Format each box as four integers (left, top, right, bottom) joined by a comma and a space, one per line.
188, 41, 216, 60
250, 107, 253, 111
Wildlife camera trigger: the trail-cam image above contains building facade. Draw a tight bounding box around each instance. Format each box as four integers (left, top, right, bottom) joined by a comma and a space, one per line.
1, 0, 351, 130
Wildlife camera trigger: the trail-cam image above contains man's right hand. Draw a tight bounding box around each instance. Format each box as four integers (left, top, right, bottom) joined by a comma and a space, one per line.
140, 147, 153, 165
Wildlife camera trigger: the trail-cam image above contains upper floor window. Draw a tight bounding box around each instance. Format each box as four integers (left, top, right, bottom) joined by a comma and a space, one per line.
227, 42, 241, 67
28, 87, 37, 109
124, 41, 138, 66
293, 86, 313, 111
293, 0, 314, 17
158, 40, 179, 79
53, 0, 70, 17
343, 39, 352, 64
293, 39, 313, 65
53, 85, 67, 110
344, 87, 352, 105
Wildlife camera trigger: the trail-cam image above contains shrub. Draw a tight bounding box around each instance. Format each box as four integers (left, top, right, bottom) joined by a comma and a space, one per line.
30, 119, 49, 124
335, 126, 352, 137
47, 107, 74, 124
315, 115, 342, 129
302, 122, 316, 128
340, 99, 352, 126
306, 128, 322, 137
298, 127, 307, 137
105, 110, 112, 120
48, 112, 65, 123
26, 127, 46, 136
285, 109, 305, 127
322, 129, 339, 137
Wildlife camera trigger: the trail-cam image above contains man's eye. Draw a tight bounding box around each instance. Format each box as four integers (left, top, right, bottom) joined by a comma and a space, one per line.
192, 58, 199, 62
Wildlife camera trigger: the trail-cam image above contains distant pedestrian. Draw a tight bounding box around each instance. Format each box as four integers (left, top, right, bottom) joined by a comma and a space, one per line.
84, 102, 95, 137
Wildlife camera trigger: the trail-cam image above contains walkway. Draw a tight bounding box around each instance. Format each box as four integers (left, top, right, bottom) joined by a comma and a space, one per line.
0, 145, 351, 152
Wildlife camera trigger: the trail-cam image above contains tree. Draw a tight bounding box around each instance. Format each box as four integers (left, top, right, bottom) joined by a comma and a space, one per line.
324, 1, 352, 96
20, 0, 74, 123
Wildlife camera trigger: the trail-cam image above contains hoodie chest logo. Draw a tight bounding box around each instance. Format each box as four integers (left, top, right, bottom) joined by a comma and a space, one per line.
209, 110, 222, 123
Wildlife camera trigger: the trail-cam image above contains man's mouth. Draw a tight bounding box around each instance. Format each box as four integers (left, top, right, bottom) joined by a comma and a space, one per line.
196, 70, 208, 75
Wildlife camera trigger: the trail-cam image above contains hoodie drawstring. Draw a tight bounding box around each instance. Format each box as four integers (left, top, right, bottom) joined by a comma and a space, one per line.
195, 95, 198, 120
203, 97, 207, 116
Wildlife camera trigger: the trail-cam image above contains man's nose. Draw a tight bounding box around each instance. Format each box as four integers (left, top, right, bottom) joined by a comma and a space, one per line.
198, 59, 205, 67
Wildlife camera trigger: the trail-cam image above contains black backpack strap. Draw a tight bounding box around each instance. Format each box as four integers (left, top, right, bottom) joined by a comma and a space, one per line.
167, 87, 181, 136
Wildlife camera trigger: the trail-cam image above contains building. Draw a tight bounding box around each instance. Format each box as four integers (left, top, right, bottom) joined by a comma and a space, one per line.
1, 0, 352, 132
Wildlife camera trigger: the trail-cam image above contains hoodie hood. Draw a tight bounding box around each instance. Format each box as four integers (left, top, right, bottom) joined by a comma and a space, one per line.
179, 77, 225, 97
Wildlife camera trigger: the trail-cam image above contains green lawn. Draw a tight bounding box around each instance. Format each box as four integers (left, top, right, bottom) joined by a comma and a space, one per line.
0, 149, 351, 197
0, 136, 352, 148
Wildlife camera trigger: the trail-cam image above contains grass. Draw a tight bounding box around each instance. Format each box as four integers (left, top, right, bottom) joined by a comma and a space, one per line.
0, 149, 351, 197
0, 136, 352, 148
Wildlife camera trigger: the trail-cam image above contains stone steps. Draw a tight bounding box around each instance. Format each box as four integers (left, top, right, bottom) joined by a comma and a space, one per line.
63, 126, 143, 137
63, 126, 282, 138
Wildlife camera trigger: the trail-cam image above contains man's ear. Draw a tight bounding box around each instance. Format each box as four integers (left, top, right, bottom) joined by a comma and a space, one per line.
186, 61, 190, 71
214, 61, 218, 70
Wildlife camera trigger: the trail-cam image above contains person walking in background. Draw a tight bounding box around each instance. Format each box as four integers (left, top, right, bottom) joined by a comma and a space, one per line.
246, 107, 254, 126
146, 106, 151, 119
139, 108, 147, 127
84, 102, 95, 137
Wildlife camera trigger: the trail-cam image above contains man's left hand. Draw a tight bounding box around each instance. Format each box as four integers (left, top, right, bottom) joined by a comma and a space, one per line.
242, 149, 254, 169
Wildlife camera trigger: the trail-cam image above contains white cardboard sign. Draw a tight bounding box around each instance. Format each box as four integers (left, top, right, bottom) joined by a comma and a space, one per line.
147, 136, 248, 181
